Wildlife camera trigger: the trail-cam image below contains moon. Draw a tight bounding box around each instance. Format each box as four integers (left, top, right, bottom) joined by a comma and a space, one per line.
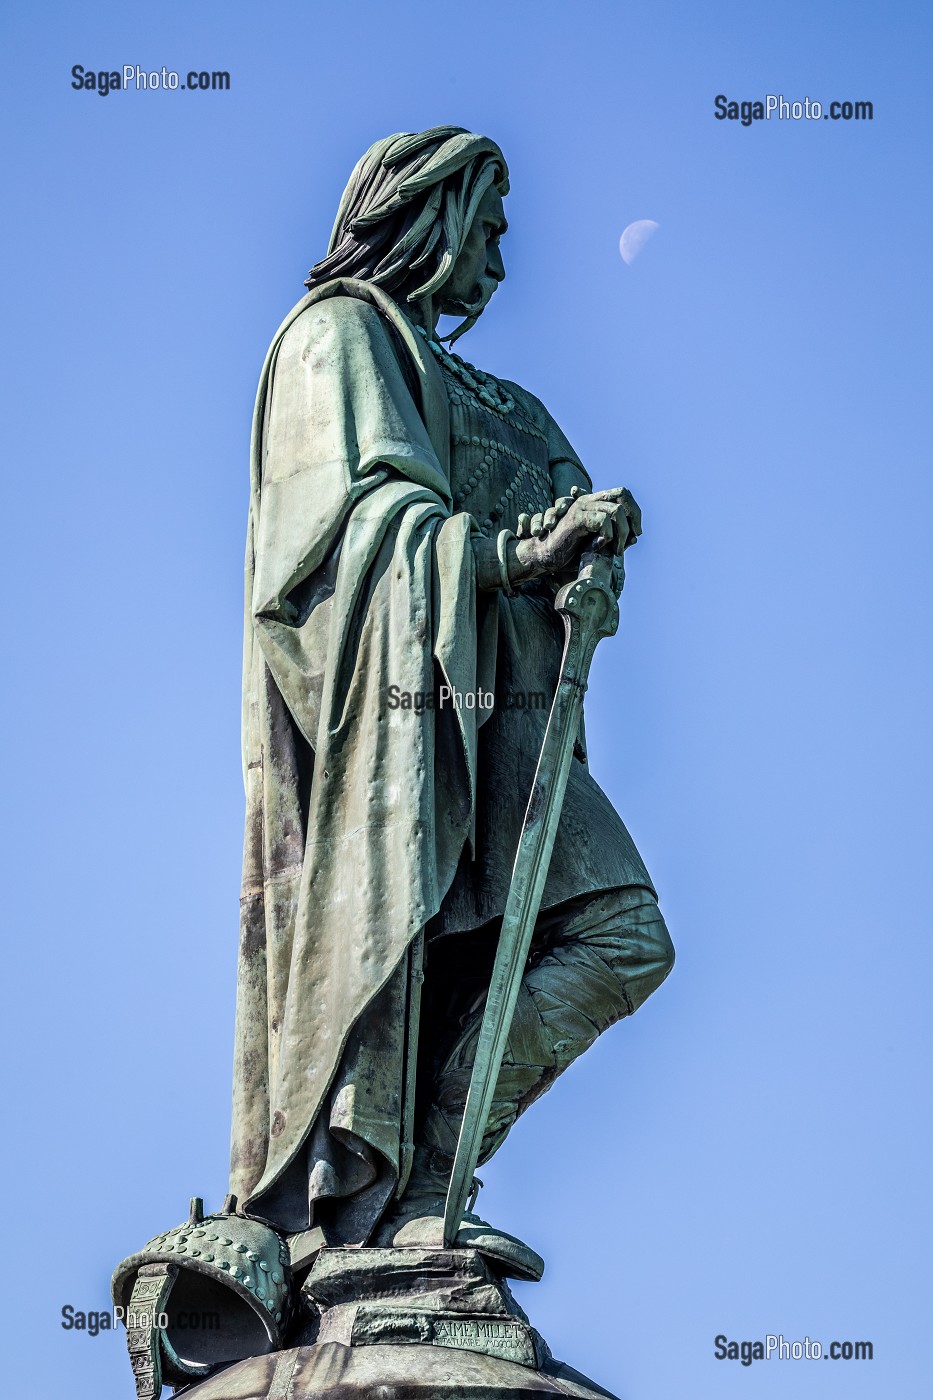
619, 220, 659, 265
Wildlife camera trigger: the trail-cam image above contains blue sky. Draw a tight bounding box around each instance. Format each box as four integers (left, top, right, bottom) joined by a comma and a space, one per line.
2, 2, 930, 1397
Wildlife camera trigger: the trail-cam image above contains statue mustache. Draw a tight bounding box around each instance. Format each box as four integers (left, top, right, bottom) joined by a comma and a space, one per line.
445, 278, 497, 316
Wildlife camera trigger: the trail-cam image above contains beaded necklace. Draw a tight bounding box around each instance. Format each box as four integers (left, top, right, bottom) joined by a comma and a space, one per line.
414, 324, 515, 417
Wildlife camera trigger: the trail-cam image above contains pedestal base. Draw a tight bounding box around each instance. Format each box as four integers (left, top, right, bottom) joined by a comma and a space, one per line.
297, 1246, 548, 1368
163, 1247, 619, 1400
172, 1340, 619, 1399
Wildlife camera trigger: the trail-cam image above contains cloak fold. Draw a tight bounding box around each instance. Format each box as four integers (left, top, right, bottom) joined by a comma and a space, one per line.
231, 280, 496, 1234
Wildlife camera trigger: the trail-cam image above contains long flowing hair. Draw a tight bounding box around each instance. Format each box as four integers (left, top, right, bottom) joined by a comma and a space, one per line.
305, 126, 509, 342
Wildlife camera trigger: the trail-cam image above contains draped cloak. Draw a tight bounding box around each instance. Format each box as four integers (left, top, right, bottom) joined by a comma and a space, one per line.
230, 278, 652, 1244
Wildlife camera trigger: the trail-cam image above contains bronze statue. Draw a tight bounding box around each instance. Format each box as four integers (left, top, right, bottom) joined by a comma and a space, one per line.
113, 126, 674, 1400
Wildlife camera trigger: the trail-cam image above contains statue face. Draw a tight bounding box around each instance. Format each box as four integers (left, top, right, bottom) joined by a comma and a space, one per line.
438, 185, 507, 318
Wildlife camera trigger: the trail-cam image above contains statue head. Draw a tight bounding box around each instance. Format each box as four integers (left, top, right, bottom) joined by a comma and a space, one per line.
305, 126, 509, 341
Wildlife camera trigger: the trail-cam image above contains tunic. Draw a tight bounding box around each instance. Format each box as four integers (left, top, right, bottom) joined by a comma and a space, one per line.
431, 345, 652, 936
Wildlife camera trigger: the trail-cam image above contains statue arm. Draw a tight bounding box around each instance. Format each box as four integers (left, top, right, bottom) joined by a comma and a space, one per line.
551, 457, 591, 499
471, 531, 547, 591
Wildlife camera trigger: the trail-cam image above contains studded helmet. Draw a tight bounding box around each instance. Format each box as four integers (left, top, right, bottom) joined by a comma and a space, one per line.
111, 1196, 292, 1400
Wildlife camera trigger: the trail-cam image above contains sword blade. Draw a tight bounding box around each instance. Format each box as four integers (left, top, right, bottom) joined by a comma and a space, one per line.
443, 553, 619, 1246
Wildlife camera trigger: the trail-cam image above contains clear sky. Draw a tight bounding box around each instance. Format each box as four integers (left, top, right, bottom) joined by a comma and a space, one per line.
2, 2, 930, 1397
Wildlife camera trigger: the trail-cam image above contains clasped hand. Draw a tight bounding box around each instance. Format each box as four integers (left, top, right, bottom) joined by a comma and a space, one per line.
515, 486, 642, 580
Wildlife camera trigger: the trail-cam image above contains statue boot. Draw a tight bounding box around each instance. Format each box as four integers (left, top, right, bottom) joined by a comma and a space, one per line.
372, 1144, 545, 1282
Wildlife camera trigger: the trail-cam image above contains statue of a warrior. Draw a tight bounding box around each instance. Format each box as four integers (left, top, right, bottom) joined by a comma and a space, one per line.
113, 126, 674, 1399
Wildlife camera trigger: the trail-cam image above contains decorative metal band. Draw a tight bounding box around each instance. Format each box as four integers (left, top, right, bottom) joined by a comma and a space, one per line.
496, 529, 517, 596
125, 1262, 177, 1400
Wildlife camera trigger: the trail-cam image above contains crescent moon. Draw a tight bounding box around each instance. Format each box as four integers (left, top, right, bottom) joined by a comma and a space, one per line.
619, 220, 659, 265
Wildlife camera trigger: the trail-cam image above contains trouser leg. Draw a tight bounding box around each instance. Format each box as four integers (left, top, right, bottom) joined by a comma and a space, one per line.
417, 885, 674, 1169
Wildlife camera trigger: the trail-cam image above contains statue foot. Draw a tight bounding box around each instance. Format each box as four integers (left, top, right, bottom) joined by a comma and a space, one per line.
372, 1146, 544, 1282
382, 1206, 545, 1282
373, 1154, 543, 1282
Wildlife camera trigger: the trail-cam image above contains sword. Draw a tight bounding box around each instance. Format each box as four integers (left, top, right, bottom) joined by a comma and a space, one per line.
443, 544, 622, 1246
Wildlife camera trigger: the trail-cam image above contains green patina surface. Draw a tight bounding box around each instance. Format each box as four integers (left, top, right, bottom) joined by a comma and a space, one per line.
113, 126, 673, 1400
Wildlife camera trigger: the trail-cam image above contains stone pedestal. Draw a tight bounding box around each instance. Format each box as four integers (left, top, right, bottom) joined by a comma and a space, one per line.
172, 1340, 618, 1399
173, 1247, 619, 1400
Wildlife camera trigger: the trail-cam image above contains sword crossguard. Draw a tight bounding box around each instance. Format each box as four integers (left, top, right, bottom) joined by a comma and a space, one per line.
555, 550, 620, 666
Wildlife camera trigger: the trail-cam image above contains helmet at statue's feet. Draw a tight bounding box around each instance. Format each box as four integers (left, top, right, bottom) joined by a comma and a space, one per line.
111, 1195, 294, 1398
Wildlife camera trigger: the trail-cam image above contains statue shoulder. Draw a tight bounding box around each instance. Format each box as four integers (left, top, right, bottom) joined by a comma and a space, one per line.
278, 291, 404, 364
